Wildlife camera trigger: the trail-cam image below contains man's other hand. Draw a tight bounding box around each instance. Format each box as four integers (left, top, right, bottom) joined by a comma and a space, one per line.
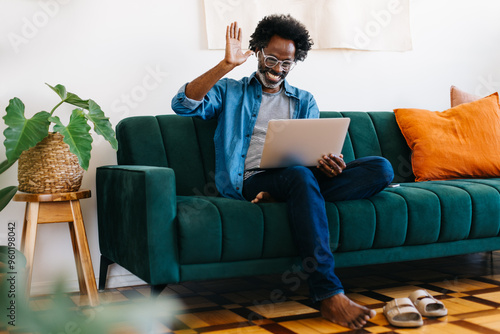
317, 154, 346, 178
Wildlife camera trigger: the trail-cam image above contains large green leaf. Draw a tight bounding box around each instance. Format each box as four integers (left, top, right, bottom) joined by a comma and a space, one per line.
45, 84, 117, 149
46, 83, 67, 100
0, 159, 16, 174
0, 160, 17, 212
0, 186, 17, 212
86, 100, 118, 150
3, 98, 50, 163
65, 93, 90, 109
50, 110, 93, 170
46, 83, 89, 109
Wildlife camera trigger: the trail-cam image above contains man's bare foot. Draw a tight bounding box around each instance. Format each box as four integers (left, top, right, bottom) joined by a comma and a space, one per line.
251, 191, 277, 203
320, 293, 376, 329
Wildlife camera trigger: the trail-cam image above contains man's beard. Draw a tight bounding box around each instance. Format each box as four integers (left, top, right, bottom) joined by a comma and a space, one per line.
257, 65, 287, 89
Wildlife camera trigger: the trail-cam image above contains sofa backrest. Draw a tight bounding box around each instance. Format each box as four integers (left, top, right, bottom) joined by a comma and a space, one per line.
115, 112, 414, 196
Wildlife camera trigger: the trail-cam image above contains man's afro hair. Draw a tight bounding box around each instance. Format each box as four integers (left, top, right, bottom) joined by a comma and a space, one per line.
249, 14, 313, 62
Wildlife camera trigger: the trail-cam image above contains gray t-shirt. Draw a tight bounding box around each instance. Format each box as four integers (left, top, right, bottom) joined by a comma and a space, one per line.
244, 88, 294, 179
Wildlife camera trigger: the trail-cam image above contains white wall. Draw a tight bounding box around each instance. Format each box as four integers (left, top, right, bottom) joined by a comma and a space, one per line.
1, 0, 499, 294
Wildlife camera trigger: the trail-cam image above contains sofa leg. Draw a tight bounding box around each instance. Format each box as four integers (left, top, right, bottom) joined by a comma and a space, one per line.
98, 255, 114, 291
151, 284, 167, 297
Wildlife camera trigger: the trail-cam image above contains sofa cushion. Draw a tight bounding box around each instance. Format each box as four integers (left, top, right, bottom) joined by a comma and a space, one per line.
177, 196, 222, 264
157, 116, 215, 196
368, 112, 414, 183
177, 197, 298, 264
368, 191, 408, 248
205, 197, 265, 261
381, 186, 441, 245
399, 182, 472, 242
321, 111, 414, 183
341, 112, 383, 159
116, 116, 168, 167
257, 203, 299, 258
394, 93, 500, 181
434, 180, 500, 238
335, 199, 377, 251
177, 179, 500, 265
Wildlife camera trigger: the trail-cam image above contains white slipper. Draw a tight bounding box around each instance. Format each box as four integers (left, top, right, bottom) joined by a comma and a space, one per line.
409, 289, 448, 317
383, 297, 423, 328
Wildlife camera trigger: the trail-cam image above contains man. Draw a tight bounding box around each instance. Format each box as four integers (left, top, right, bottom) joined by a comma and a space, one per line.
172, 14, 394, 329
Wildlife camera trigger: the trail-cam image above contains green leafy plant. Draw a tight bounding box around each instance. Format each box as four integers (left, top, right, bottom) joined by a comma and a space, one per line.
0, 159, 17, 212
0, 272, 179, 333
3, 83, 118, 171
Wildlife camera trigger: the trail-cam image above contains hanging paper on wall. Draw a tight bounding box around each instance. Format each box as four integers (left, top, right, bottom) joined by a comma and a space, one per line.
203, 0, 412, 51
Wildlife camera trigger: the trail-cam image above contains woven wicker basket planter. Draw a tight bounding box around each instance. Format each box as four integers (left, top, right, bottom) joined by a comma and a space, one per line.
17, 132, 84, 194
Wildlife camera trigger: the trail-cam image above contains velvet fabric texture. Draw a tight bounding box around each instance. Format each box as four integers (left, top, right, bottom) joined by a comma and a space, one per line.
96, 112, 500, 287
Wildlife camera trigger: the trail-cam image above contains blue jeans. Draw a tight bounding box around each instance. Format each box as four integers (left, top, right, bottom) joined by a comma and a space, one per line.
242, 156, 394, 302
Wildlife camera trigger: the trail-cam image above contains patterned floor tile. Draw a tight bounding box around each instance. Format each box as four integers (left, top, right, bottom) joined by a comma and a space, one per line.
467, 314, 500, 331
247, 301, 318, 319
442, 297, 495, 315
3, 251, 500, 333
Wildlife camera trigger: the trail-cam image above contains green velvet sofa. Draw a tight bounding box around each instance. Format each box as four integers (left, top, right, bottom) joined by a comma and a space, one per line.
96, 111, 500, 293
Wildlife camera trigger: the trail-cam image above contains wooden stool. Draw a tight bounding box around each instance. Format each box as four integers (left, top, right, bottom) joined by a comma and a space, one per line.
14, 189, 99, 306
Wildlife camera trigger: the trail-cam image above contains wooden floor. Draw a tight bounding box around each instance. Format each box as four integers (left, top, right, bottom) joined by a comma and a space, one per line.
4, 251, 500, 333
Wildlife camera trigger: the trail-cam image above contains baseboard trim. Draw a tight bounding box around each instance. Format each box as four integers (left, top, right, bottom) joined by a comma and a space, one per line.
30, 273, 147, 296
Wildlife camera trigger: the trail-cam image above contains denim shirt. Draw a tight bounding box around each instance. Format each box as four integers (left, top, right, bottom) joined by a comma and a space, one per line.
171, 72, 319, 200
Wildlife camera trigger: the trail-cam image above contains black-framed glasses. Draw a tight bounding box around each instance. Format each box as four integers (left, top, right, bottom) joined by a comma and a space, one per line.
259, 49, 296, 72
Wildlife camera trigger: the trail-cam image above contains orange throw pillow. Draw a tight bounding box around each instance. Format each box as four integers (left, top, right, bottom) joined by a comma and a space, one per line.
394, 93, 500, 181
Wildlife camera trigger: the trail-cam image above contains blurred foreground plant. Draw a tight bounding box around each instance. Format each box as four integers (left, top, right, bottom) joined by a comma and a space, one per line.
0, 270, 178, 333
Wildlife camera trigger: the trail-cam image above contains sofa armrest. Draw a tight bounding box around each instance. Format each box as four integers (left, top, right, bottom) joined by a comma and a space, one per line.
96, 165, 179, 284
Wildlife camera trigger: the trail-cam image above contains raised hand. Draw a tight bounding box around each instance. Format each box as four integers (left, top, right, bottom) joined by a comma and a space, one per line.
184, 22, 254, 101
225, 22, 254, 67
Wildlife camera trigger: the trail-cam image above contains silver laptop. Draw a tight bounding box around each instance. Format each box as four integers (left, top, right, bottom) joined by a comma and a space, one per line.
259, 118, 350, 169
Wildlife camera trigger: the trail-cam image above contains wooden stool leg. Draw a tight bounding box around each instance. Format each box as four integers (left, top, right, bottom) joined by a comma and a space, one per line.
20, 204, 29, 249
68, 221, 87, 295
69, 200, 99, 306
20, 202, 39, 298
